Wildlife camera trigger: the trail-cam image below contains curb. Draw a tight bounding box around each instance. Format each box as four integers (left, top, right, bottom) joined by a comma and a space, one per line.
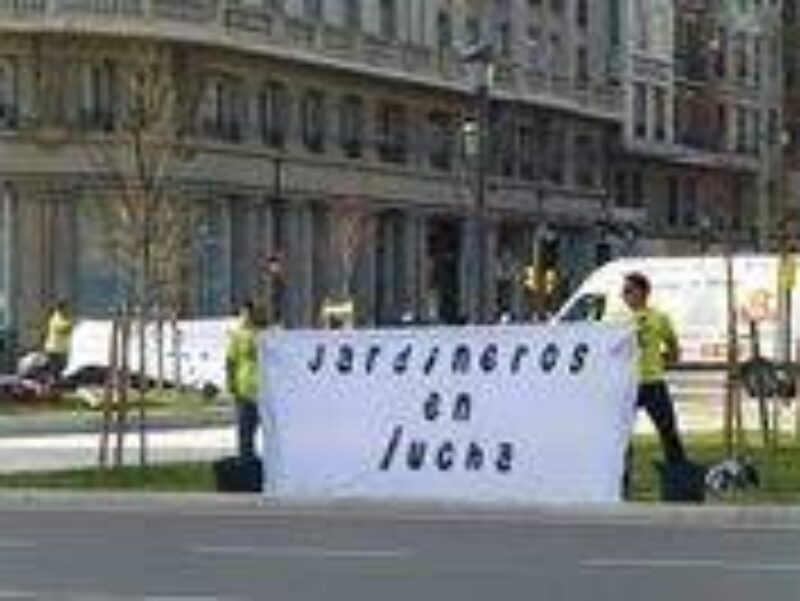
0, 409, 233, 438
0, 491, 798, 527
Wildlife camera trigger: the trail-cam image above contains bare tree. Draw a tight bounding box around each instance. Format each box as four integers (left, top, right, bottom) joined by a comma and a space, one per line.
324, 198, 375, 326
76, 41, 203, 466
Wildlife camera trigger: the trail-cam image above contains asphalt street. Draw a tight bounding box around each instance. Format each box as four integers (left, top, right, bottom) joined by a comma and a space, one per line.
0, 495, 796, 600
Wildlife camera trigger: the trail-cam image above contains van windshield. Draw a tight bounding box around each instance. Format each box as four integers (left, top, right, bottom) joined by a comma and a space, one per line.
559, 293, 606, 322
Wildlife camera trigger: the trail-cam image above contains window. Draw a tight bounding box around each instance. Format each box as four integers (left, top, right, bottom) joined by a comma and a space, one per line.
83, 60, 116, 132
667, 176, 679, 226
428, 111, 454, 171
343, 0, 360, 29
653, 87, 667, 141
574, 133, 596, 188
498, 21, 513, 58
339, 94, 363, 158
753, 36, 762, 86
633, 82, 647, 138
609, 0, 621, 47
733, 32, 747, 82
202, 76, 244, 143
576, 0, 589, 29
258, 81, 291, 149
735, 105, 747, 153
437, 10, 453, 50
549, 33, 564, 77
546, 121, 565, 184
575, 46, 589, 87
376, 101, 407, 164
683, 177, 697, 227
630, 169, 643, 208
0, 57, 18, 129
465, 16, 481, 45
491, 109, 516, 177
518, 124, 536, 180
633, 0, 649, 51
303, 0, 322, 20
301, 89, 326, 153
379, 0, 397, 39
614, 171, 628, 207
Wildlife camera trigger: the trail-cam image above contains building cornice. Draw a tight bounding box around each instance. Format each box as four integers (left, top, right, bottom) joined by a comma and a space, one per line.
0, 8, 623, 122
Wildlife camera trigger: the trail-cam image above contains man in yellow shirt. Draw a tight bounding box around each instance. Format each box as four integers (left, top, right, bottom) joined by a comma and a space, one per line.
226, 301, 260, 458
43, 299, 73, 381
622, 272, 686, 464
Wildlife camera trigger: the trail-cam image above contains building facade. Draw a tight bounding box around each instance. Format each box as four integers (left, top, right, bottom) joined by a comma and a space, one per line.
0, 0, 785, 358
620, 0, 784, 255
0, 0, 628, 351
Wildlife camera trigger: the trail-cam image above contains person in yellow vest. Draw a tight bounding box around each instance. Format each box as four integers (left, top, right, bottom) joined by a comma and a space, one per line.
226, 300, 260, 458
43, 299, 73, 381
622, 272, 686, 465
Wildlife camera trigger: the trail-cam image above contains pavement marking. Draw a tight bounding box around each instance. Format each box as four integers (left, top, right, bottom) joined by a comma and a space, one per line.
191, 543, 411, 561
0, 592, 35, 599
581, 558, 800, 573
141, 595, 243, 601
0, 539, 35, 550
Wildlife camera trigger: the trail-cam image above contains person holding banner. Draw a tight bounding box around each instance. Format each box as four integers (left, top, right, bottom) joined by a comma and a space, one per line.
622, 272, 687, 466
226, 300, 260, 459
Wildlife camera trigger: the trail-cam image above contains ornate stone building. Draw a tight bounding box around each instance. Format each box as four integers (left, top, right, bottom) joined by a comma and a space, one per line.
0, 0, 626, 353
0, 0, 783, 360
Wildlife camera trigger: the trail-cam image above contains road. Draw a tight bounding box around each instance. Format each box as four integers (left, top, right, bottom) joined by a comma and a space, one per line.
0, 495, 796, 600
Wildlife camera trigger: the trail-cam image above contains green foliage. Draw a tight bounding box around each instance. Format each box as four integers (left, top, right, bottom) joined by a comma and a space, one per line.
630, 432, 800, 503
0, 462, 215, 491
3, 433, 800, 501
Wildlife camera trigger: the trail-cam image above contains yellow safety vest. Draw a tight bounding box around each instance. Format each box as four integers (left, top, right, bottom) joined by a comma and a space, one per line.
226, 319, 259, 401
44, 310, 73, 356
631, 306, 677, 383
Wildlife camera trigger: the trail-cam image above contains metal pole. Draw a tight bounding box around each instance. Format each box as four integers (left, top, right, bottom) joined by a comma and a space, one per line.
475, 79, 490, 323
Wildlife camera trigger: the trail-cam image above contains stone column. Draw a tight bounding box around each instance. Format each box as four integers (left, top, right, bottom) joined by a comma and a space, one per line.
484, 219, 498, 321
354, 211, 377, 326
285, 202, 314, 327
376, 211, 397, 323
398, 209, 422, 320
459, 216, 474, 322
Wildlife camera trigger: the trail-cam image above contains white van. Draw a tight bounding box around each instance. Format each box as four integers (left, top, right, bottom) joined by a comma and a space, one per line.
554, 255, 797, 364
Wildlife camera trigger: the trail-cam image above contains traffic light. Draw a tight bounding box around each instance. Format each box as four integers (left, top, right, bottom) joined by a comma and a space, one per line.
544, 268, 558, 296
522, 265, 537, 291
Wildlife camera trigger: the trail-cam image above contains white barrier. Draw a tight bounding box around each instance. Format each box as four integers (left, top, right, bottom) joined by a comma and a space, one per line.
65, 317, 236, 392
261, 324, 637, 504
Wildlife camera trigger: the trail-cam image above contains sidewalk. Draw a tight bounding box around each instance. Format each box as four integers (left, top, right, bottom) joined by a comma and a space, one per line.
0, 398, 796, 474
0, 405, 235, 474
0, 404, 233, 437
636, 398, 800, 438
0, 426, 233, 473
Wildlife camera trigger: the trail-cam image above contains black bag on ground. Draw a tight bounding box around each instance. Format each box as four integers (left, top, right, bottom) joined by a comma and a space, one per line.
213, 455, 263, 493
655, 459, 706, 503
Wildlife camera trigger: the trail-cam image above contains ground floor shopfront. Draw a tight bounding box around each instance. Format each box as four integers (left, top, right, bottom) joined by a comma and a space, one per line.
0, 174, 623, 358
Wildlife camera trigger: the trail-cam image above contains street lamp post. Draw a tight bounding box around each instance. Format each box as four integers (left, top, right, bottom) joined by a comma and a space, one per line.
462, 41, 494, 323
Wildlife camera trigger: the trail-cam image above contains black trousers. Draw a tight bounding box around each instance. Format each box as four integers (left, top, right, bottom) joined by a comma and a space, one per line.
637, 381, 686, 464
623, 380, 686, 498
235, 399, 260, 459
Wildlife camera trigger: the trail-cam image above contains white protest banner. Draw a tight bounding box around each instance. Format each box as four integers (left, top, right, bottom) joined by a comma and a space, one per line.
261, 324, 637, 504
65, 317, 236, 392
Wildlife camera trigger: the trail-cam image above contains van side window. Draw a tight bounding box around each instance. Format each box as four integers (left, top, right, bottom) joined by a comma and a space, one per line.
560, 294, 606, 322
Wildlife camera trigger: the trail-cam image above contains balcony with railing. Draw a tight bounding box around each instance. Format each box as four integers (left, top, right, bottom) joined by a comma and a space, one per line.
0, 0, 623, 119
